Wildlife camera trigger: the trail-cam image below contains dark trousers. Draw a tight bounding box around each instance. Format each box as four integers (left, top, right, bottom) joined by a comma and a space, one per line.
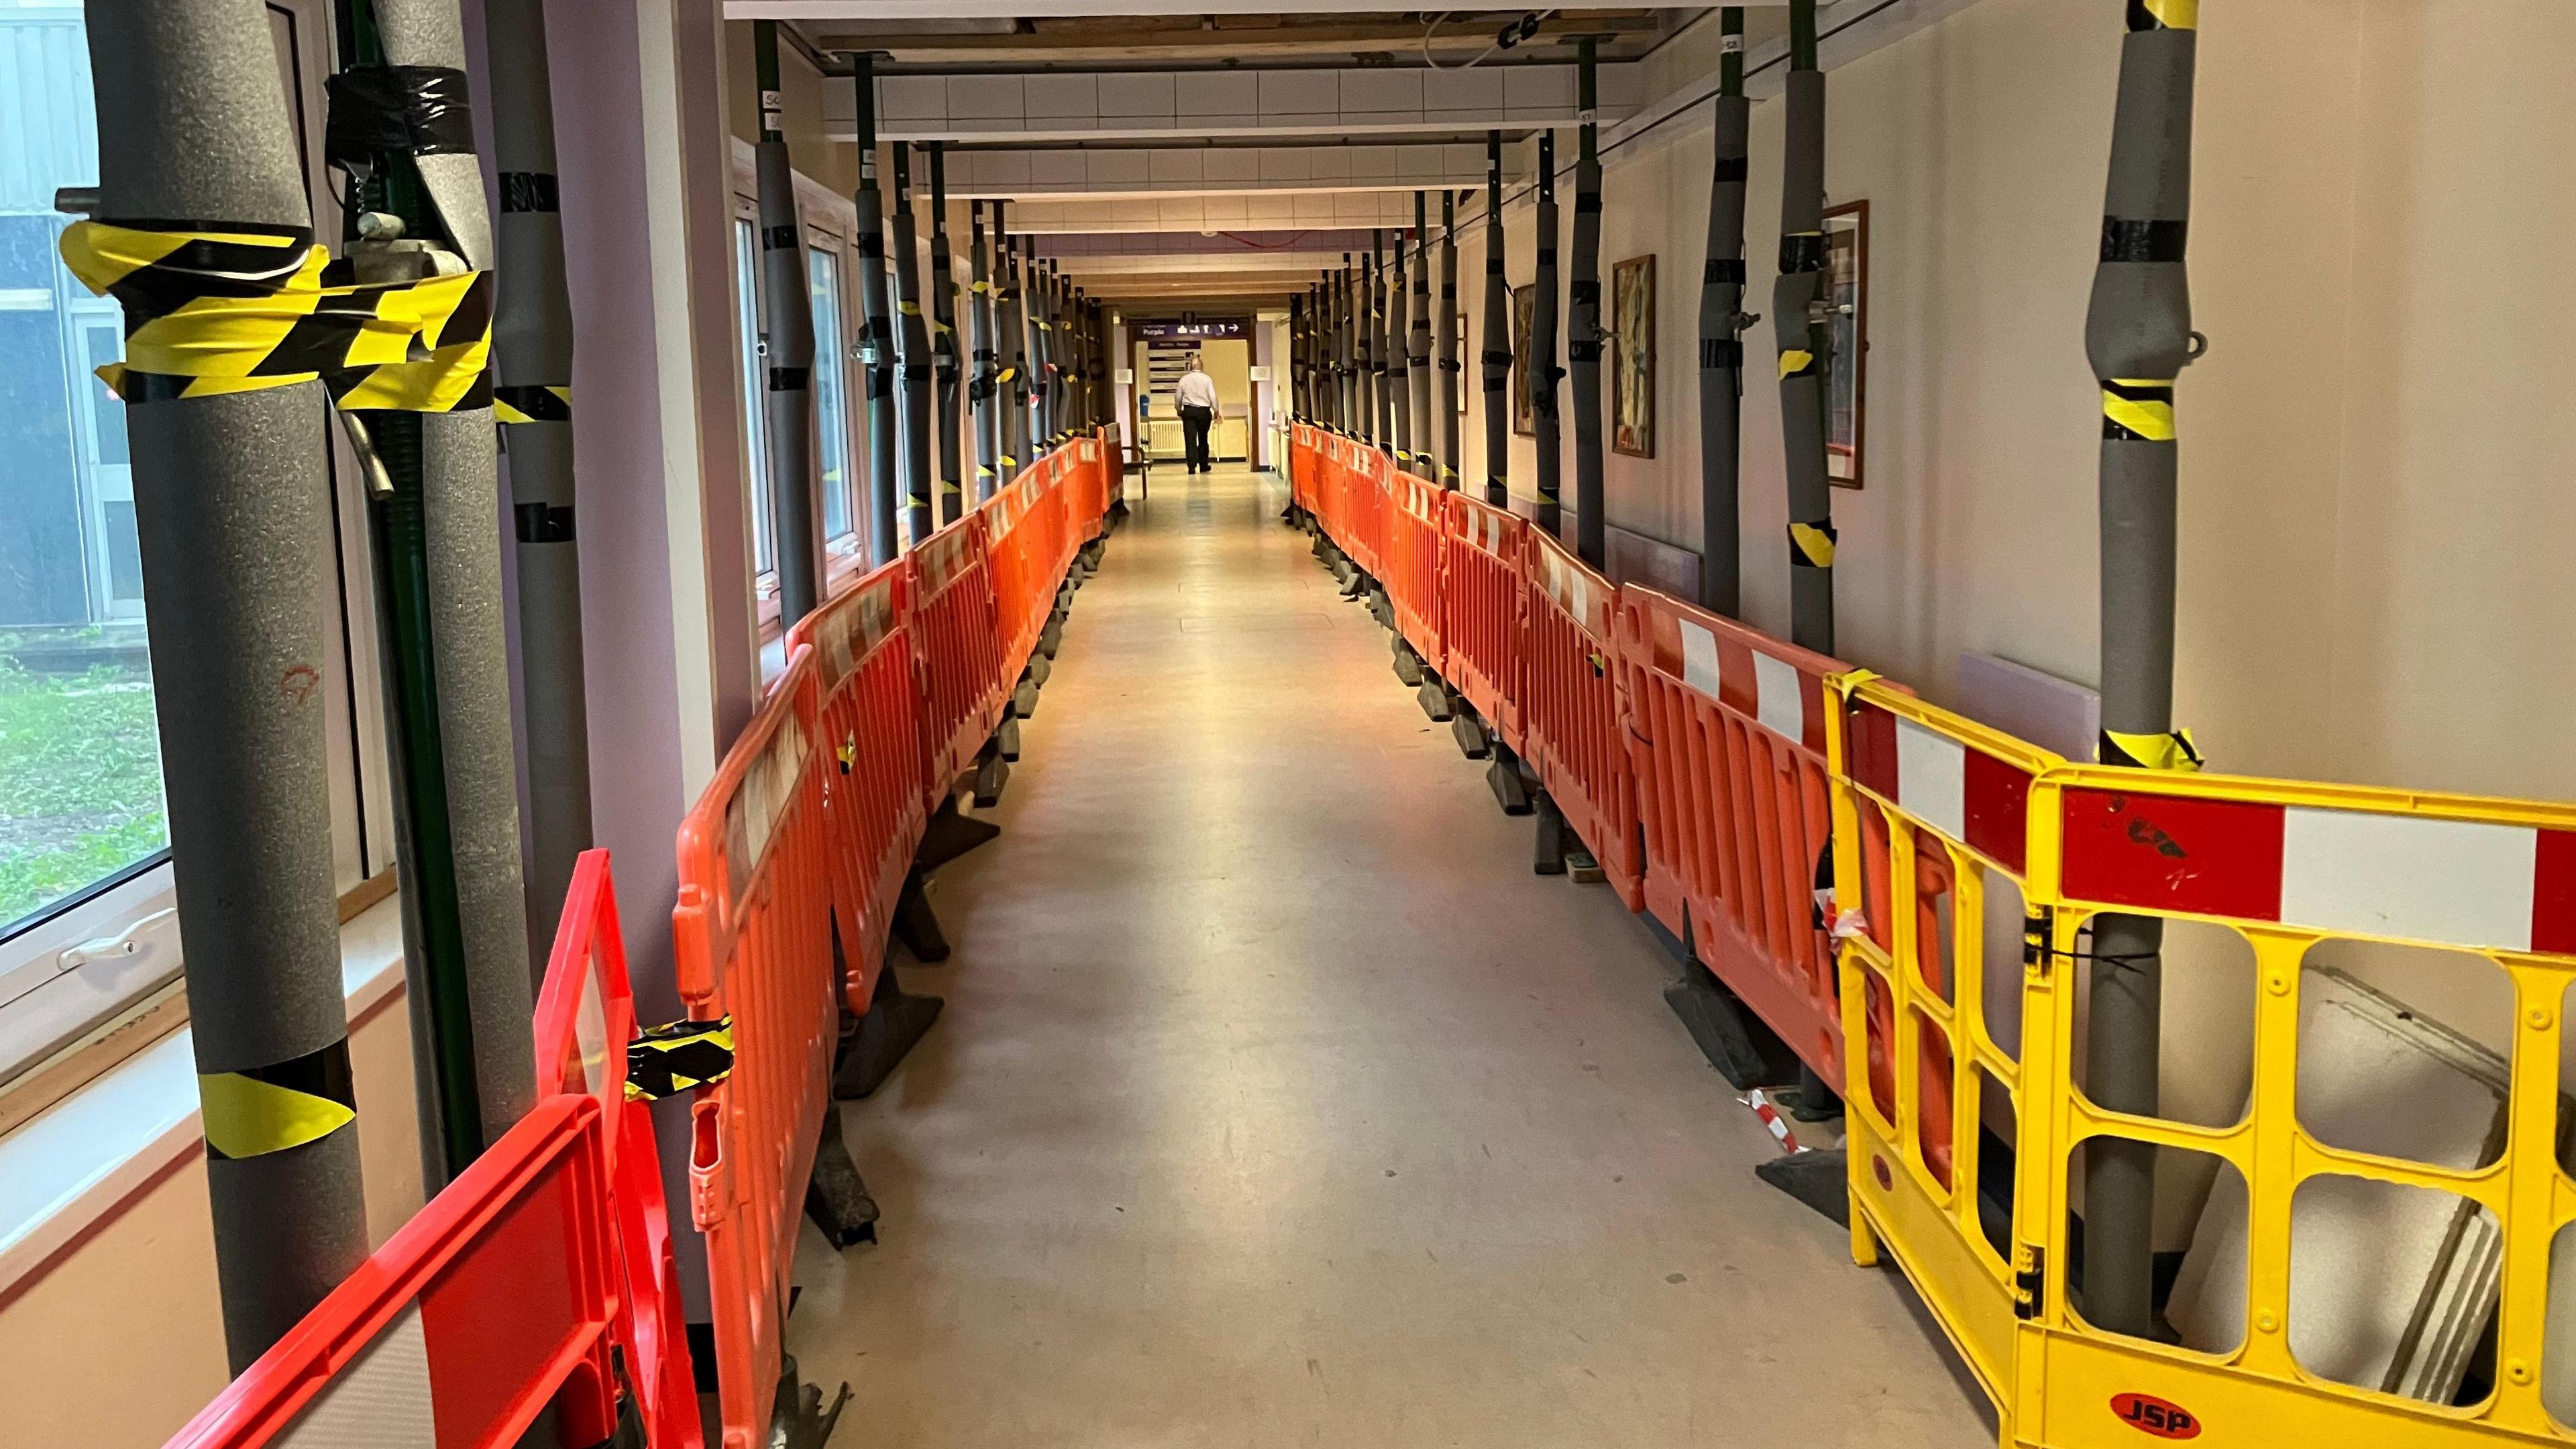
1179, 405, 1215, 472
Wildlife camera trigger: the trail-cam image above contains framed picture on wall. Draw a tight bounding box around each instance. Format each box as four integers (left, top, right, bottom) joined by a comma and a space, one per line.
1511, 284, 1538, 437
1612, 255, 1655, 458
1825, 199, 1869, 489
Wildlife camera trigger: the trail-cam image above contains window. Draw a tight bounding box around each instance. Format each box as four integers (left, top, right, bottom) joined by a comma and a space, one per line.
1, 0, 388, 1093
808, 242, 853, 545
733, 214, 773, 580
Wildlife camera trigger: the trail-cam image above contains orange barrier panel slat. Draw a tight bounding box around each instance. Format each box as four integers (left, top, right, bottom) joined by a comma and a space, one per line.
1520, 529, 1644, 910
1386, 468, 1446, 672
1617, 586, 1850, 1091
674, 649, 838, 1449
786, 559, 930, 1012
1438, 490, 1528, 751
908, 511, 1008, 806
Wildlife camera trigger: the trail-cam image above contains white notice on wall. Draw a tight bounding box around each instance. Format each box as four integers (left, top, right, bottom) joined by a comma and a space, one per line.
1116, 368, 1135, 384
1248, 365, 1272, 381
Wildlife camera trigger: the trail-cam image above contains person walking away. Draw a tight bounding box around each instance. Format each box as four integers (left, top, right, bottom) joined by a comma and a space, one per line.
1175, 356, 1220, 474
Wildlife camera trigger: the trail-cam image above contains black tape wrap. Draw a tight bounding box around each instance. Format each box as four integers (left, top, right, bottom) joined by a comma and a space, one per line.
325, 66, 476, 171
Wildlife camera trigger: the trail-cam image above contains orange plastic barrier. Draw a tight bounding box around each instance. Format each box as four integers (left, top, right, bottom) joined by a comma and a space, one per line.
531, 849, 704, 1449
1617, 587, 1849, 1090
674, 648, 839, 1449
786, 559, 930, 1011
166, 851, 699, 1449
1440, 490, 1529, 751
1520, 528, 1644, 908
983, 470, 1051, 684
1383, 467, 1447, 670
164, 1100, 632, 1449
908, 513, 1008, 800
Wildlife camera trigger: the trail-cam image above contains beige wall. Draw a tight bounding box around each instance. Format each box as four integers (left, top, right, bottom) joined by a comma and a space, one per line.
724, 23, 857, 197
0, 987, 425, 1448
1457, 0, 2576, 1238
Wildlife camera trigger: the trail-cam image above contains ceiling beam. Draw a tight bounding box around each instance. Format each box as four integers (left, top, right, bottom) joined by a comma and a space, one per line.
731, 1, 1753, 19
810, 13, 1667, 65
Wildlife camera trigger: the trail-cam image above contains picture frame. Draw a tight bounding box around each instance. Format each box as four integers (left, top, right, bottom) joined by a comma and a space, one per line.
1511, 284, 1537, 437
1825, 200, 1869, 489
1611, 254, 1655, 458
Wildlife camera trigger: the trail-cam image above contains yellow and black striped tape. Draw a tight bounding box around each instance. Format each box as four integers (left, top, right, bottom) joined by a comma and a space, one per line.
2101, 727, 2203, 773
2101, 378, 2176, 442
494, 384, 571, 425
625, 1014, 735, 1102
60, 221, 492, 413
2132, 0, 2197, 30
1789, 520, 1837, 569
199, 1040, 356, 1161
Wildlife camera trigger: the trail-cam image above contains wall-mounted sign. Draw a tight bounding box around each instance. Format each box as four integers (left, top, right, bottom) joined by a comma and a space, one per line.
1134, 318, 1248, 340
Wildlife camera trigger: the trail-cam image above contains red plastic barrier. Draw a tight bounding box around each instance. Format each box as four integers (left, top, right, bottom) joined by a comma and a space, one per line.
1289, 425, 1318, 512
908, 512, 1008, 802
531, 849, 704, 1449
1440, 490, 1529, 751
164, 1096, 628, 1449
674, 649, 838, 1449
1520, 528, 1644, 909
1383, 467, 1447, 671
166, 852, 699, 1449
786, 559, 930, 1011
1617, 588, 1849, 1091
982, 470, 1049, 684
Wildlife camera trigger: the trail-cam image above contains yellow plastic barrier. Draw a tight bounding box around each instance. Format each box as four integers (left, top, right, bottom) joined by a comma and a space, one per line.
1831, 675, 2064, 1414
1830, 672, 2576, 1446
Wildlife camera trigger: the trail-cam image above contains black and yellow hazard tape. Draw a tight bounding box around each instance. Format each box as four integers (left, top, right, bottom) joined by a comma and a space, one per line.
199, 1040, 356, 1161
2101, 727, 2203, 773
59, 220, 491, 413
2131, 0, 2197, 31
2100, 378, 2176, 442
626, 1014, 735, 1102
494, 384, 571, 425
1790, 519, 1838, 569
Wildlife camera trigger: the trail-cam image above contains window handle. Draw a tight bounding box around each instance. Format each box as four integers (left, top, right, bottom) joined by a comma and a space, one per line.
58, 907, 178, 974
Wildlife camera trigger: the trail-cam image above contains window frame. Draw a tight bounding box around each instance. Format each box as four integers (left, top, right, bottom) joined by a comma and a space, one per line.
727, 138, 871, 644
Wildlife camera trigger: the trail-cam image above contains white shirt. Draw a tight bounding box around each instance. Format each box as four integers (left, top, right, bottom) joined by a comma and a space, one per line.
1173, 370, 1219, 410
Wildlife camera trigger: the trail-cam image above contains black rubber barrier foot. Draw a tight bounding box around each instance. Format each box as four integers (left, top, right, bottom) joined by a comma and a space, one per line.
1452, 707, 1491, 759
1663, 965, 1803, 1090
918, 793, 1002, 872
1487, 745, 1534, 816
769, 1355, 853, 1449
996, 711, 1023, 762
1369, 589, 1395, 631
1534, 791, 1569, 874
1754, 1148, 1851, 1229
1040, 615, 1065, 659
1417, 676, 1455, 722
1014, 676, 1040, 718
892, 871, 953, 963
1029, 651, 1053, 689
1393, 639, 1425, 688
801, 1106, 880, 1246
835, 960, 944, 1099
973, 738, 1010, 808
1339, 570, 1368, 601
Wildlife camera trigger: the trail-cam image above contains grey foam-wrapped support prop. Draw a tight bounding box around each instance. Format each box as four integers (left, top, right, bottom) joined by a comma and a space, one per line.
87, 0, 369, 1369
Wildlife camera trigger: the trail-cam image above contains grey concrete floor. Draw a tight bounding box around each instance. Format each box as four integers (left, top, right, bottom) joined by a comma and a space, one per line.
789, 465, 1991, 1447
